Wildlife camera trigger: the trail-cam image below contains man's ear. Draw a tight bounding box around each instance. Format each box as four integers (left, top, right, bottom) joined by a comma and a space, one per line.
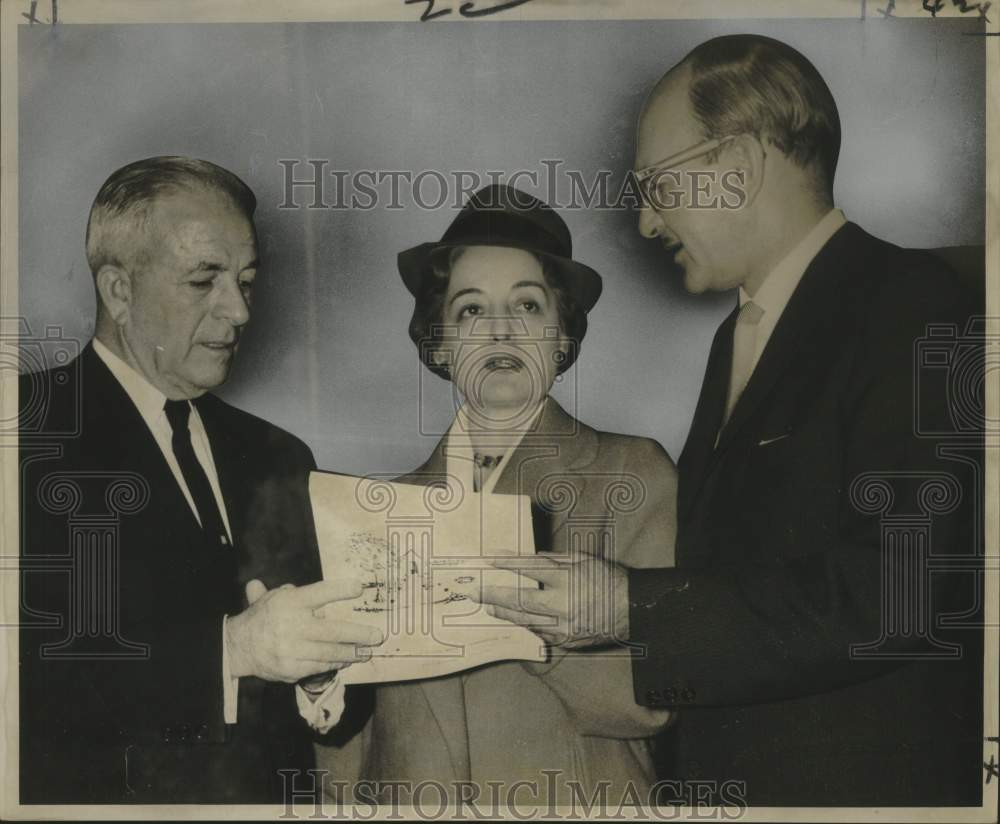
725, 134, 767, 208
94, 264, 133, 326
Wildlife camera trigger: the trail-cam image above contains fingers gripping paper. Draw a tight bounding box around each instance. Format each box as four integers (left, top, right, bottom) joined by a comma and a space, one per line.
309, 471, 545, 684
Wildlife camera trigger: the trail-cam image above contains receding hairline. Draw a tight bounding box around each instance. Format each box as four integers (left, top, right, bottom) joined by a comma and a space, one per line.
86, 156, 257, 278
641, 61, 692, 120
86, 180, 255, 278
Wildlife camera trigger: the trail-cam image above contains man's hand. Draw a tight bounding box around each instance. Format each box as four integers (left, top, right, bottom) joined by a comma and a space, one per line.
474, 553, 631, 649
225, 578, 383, 682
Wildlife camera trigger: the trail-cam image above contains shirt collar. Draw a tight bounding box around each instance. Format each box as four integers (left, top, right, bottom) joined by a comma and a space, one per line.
739, 208, 846, 312
92, 337, 175, 426
443, 401, 546, 494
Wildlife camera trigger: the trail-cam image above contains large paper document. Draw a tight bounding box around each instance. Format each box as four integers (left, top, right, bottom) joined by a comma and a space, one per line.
309, 471, 546, 685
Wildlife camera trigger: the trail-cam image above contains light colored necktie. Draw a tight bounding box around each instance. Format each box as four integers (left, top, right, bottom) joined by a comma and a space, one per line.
724, 299, 765, 424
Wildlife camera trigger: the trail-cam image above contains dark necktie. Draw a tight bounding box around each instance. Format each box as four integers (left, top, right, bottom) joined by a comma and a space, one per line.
473, 452, 503, 493
163, 399, 231, 548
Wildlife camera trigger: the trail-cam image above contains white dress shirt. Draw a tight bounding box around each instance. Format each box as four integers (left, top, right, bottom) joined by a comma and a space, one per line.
93, 339, 242, 723
736, 208, 847, 376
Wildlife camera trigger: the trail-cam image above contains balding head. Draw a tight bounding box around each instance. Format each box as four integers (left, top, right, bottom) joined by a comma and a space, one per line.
633, 36, 841, 295
642, 35, 841, 198
636, 62, 702, 172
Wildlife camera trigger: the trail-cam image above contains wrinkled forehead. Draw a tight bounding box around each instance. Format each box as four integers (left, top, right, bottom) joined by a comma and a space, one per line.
634, 64, 703, 170
146, 188, 257, 256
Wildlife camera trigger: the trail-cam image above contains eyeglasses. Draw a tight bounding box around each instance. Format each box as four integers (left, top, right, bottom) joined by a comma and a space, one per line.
634, 135, 739, 204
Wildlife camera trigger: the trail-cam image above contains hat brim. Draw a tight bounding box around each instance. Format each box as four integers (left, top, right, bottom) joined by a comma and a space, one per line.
398, 239, 603, 313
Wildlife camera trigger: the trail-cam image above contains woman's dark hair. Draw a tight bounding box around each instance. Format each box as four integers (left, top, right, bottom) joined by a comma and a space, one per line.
408, 246, 588, 381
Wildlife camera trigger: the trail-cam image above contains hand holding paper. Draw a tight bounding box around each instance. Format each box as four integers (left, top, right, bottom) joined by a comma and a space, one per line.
475, 552, 631, 650
225, 577, 384, 682
309, 471, 547, 685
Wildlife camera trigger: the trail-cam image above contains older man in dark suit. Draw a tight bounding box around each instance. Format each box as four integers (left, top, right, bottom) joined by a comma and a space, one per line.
19, 157, 380, 803
480, 35, 984, 806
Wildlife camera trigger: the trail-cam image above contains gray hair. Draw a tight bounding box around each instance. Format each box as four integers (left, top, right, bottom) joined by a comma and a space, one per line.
85, 156, 257, 276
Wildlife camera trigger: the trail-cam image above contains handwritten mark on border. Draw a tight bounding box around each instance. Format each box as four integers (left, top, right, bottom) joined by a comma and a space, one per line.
878, 0, 992, 20
405, 0, 535, 22
21, 0, 56, 25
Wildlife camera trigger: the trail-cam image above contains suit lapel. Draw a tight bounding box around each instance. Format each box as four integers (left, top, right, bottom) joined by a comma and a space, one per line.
194, 396, 248, 542
713, 223, 854, 457
81, 345, 203, 536
677, 309, 736, 519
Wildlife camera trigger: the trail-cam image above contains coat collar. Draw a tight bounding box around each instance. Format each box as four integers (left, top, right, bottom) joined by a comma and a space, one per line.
408, 396, 599, 502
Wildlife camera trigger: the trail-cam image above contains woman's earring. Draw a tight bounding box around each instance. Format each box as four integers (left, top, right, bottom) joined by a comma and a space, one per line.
431, 353, 451, 377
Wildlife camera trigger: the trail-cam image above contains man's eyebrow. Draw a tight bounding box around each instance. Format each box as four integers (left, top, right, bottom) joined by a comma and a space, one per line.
186, 259, 260, 274
448, 287, 483, 307
188, 260, 226, 274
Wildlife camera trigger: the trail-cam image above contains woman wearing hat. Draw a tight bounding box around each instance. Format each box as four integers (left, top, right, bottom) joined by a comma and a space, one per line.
316, 185, 678, 805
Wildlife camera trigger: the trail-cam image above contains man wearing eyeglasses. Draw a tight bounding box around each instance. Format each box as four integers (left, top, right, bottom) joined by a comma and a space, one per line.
480, 34, 983, 806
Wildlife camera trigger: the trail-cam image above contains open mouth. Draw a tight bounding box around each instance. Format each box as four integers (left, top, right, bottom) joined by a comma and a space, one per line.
200, 341, 237, 352
483, 353, 525, 371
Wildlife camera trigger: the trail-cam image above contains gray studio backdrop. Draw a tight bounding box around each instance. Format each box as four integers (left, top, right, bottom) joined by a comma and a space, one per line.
18, 18, 985, 475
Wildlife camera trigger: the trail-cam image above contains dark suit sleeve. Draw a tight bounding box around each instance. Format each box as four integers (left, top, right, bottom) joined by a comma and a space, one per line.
245, 432, 376, 743
629, 266, 979, 708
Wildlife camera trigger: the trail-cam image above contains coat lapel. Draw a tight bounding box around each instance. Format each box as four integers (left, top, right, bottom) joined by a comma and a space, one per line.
491, 398, 598, 548
677, 309, 736, 520
81, 345, 202, 536
402, 397, 597, 773
680, 223, 857, 522
396, 444, 473, 776
713, 223, 854, 457
194, 396, 248, 543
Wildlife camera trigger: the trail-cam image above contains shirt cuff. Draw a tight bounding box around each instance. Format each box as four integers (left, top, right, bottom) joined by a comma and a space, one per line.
222, 615, 239, 724
295, 672, 347, 734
